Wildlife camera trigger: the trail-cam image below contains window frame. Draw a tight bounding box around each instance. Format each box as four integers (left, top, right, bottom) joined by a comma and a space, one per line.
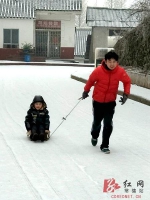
3, 29, 19, 48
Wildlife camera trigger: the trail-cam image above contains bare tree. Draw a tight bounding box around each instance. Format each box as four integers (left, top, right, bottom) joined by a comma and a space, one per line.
130, 0, 150, 21
104, 0, 127, 8
115, 0, 150, 72
131, 0, 150, 9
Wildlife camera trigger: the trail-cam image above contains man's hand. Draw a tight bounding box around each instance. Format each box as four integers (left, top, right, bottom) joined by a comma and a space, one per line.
119, 93, 128, 105
82, 91, 89, 99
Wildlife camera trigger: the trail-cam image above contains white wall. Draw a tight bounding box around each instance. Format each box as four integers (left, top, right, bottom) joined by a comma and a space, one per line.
36, 11, 77, 47
108, 36, 123, 48
61, 14, 75, 47
0, 19, 34, 48
93, 27, 109, 50
89, 27, 109, 62
0, 11, 79, 49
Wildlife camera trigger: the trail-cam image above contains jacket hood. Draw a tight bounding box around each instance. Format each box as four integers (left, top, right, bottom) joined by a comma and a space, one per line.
101, 59, 110, 70
30, 95, 47, 109
101, 59, 106, 67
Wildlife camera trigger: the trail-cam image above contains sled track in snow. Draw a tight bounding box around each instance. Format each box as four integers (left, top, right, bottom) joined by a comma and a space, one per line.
0, 132, 45, 200
1, 76, 64, 199
0, 78, 44, 200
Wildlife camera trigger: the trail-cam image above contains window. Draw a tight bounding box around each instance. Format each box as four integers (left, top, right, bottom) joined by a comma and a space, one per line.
109, 29, 126, 36
3, 29, 19, 48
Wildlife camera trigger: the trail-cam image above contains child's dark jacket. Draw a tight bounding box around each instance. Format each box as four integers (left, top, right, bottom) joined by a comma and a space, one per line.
25, 108, 50, 131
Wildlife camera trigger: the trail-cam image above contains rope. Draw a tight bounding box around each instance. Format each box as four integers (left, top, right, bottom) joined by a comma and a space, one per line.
50, 98, 82, 136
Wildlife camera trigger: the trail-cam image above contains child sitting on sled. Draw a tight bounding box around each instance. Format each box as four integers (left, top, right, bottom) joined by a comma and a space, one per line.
25, 95, 50, 141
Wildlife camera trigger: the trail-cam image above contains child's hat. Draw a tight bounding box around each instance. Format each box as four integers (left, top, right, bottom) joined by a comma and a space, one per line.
32, 95, 45, 103
30, 95, 47, 108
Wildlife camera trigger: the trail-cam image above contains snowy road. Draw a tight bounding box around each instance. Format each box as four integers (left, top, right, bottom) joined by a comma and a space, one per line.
0, 65, 149, 200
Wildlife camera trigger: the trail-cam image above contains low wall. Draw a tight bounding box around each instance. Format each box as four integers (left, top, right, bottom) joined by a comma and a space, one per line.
0, 48, 47, 62
127, 71, 150, 89
0, 48, 22, 60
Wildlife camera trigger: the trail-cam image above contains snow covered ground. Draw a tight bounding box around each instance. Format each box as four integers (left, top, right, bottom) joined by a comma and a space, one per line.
0, 65, 149, 200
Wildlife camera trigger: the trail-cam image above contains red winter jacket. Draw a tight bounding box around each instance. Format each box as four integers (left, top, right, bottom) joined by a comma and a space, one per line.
84, 62, 131, 103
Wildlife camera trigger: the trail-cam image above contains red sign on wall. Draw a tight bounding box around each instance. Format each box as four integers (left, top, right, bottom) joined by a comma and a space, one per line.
36, 20, 61, 29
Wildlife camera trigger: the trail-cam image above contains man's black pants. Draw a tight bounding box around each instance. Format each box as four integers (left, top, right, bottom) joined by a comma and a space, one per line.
91, 100, 116, 148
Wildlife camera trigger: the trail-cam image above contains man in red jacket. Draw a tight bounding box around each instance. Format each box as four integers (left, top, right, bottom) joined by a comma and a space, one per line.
82, 51, 131, 154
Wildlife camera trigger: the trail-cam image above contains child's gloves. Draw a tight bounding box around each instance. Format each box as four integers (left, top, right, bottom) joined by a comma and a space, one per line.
45, 130, 50, 133
119, 93, 128, 105
45, 130, 50, 140
82, 91, 89, 99
26, 130, 31, 137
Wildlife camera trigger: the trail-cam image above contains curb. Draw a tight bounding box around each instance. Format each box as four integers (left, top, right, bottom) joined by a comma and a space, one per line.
71, 74, 150, 106
0, 62, 94, 67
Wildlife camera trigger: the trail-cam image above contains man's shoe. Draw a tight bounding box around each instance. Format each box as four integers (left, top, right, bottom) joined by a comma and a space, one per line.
101, 148, 110, 154
91, 138, 98, 146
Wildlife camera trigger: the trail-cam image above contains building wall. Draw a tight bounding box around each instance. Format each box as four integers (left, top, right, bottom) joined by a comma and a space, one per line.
90, 27, 109, 62
0, 19, 34, 48
0, 11, 79, 60
36, 11, 78, 59
89, 27, 94, 63
93, 27, 109, 49
108, 36, 122, 48
89, 27, 131, 62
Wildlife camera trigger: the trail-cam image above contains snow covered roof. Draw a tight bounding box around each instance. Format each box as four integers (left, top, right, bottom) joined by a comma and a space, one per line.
86, 7, 140, 28
0, 0, 82, 19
